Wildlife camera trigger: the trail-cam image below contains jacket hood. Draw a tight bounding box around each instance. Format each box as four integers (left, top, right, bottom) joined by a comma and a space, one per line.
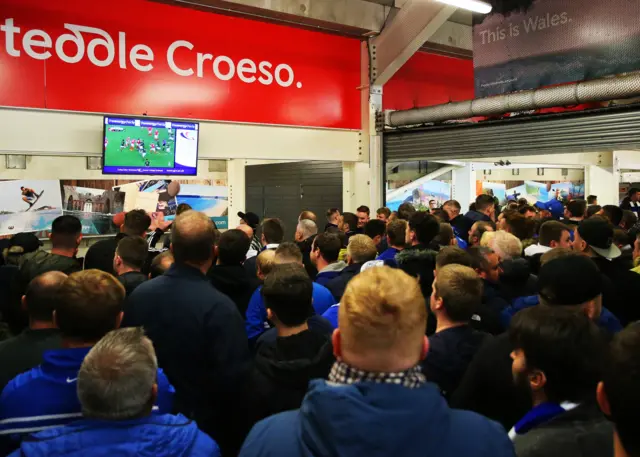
255, 332, 334, 389
20, 251, 79, 278
464, 210, 491, 223
18, 414, 204, 457
319, 261, 347, 274
395, 245, 437, 266
298, 381, 451, 457
500, 258, 533, 284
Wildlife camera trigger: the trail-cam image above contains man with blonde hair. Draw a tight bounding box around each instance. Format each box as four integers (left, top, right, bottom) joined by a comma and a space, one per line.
490, 231, 523, 260
8, 328, 219, 457
326, 234, 377, 302
240, 267, 514, 457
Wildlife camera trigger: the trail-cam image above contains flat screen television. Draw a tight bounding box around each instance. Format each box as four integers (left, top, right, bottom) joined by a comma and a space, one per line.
102, 116, 199, 176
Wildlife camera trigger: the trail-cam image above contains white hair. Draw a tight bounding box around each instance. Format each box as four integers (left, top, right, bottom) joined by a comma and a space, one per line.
78, 327, 157, 420
489, 230, 523, 260
297, 219, 318, 239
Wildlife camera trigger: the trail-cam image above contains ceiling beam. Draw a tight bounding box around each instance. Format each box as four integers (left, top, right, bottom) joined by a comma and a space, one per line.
370, 0, 458, 85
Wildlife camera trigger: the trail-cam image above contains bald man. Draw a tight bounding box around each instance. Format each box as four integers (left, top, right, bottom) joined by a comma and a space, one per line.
123, 210, 251, 455
0, 271, 66, 391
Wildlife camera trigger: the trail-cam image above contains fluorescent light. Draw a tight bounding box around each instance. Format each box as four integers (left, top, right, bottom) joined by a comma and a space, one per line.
435, 0, 492, 14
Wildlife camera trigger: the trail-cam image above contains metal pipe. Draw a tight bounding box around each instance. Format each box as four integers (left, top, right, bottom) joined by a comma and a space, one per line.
387, 73, 640, 127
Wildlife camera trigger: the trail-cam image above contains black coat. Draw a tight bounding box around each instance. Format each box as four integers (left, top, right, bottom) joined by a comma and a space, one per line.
208, 264, 261, 316
450, 333, 531, 431
513, 402, 613, 457
591, 255, 640, 326
84, 233, 126, 274
297, 237, 318, 279
247, 330, 334, 426
123, 263, 251, 455
117, 271, 147, 296
326, 263, 363, 302
396, 245, 438, 334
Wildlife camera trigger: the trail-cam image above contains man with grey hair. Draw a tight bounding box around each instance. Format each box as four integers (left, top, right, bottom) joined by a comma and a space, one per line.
295, 219, 319, 278
124, 210, 251, 455
8, 328, 220, 457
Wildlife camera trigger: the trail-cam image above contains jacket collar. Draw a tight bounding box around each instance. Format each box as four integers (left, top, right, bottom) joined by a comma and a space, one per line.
510, 401, 579, 439
165, 263, 207, 279
328, 361, 426, 389
42, 346, 92, 378
524, 244, 553, 257
319, 261, 347, 274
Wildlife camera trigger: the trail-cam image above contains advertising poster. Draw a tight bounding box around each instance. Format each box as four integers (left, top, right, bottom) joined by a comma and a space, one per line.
0, 180, 63, 236
386, 180, 451, 212
61, 185, 125, 235
176, 184, 229, 229
506, 180, 586, 204
477, 181, 507, 206
474, 0, 640, 97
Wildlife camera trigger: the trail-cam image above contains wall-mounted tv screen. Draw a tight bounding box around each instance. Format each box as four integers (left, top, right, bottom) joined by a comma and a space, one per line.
102, 116, 199, 176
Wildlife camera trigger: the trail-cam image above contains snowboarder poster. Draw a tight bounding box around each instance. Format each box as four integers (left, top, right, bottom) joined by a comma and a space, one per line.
0, 180, 63, 236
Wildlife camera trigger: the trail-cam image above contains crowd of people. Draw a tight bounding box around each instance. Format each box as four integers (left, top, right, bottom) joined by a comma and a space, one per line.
0, 189, 640, 457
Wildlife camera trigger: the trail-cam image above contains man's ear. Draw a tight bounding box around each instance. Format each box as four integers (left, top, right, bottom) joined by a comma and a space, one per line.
529, 369, 547, 393
76, 234, 83, 245
596, 381, 611, 416
114, 311, 124, 329
266, 308, 274, 322
549, 240, 558, 248
21, 295, 27, 313
169, 243, 174, 254
332, 329, 342, 360
420, 335, 429, 361
432, 295, 444, 312
214, 245, 219, 257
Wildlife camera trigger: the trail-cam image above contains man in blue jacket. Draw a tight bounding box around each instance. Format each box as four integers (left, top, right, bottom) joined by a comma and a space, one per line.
240, 266, 515, 457
9, 327, 218, 457
246, 243, 335, 343
311, 233, 346, 286
376, 218, 408, 267
123, 210, 250, 456
0, 270, 174, 445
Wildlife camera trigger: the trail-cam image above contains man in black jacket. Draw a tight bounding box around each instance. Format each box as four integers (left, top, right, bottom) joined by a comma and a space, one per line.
113, 236, 148, 296
244, 218, 284, 279
84, 210, 151, 275
209, 229, 260, 316
326, 234, 377, 302
509, 306, 611, 457
294, 219, 318, 279
123, 210, 251, 455
248, 263, 333, 426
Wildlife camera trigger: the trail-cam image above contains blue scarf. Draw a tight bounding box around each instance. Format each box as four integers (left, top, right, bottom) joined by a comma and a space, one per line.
510, 402, 578, 439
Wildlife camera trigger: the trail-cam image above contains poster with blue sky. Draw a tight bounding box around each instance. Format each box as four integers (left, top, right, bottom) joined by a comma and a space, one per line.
386, 180, 451, 212
0, 180, 63, 236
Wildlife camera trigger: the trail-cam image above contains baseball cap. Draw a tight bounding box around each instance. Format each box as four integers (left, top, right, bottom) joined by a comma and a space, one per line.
8, 233, 43, 254
238, 211, 260, 229
577, 217, 621, 260
538, 255, 603, 306
534, 199, 564, 219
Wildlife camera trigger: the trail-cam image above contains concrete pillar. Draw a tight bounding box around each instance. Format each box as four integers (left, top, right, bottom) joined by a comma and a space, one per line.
343, 161, 371, 213
452, 163, 476, 213
585, 152, 619, 206
227, 159, 246, 227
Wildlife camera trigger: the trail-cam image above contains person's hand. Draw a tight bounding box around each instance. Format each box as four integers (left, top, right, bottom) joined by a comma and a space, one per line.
154, 212, 172, 231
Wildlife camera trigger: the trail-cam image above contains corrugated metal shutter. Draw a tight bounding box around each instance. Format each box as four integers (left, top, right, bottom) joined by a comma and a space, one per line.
384, 106, 640, 162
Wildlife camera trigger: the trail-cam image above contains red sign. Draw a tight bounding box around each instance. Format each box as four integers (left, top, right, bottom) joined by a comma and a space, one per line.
0, 0, 361, 129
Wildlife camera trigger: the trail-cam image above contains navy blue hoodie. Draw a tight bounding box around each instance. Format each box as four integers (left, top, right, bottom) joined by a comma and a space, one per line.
240, 379, 515, 457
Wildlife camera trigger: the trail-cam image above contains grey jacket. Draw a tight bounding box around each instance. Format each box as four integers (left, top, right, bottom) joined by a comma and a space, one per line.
513, 402, 613, 457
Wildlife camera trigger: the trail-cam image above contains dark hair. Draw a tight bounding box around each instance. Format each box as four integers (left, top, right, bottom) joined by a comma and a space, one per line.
176, 203, 192, 216
25, 271, 67, 322
613, 228, 631, 247
171, 211, 218, 265
218, 229, 250, 265
116, 236, 148, 271
586, 205, 602, 219
601, 205, 623, 226
261, 218, 285, 244
468, 246, 495, 273
469, 221, 495, 245
364, 220, 386, 240
149, 251, 174, 278
436, 246, 473, 269
505, 212, 536, 241
397, 203, 416, 221
51, 215, 82, 249
621, 210, 637, 230
123, 210, 151, 237
409, 212, 440, 245
443, 200, 461, 211
566, 200, 587, 219
313, 233, 342, 263
538, 221, 570, 247
518, 205, 536, 216
274, 242, 303, 264
629, 187, 640, 197
431, 208, 449, 223
386, 219, 407, 247
262, 263, 314, 327
56, 270, 125, 342
326, 208, 340, 221
436, 223, 454, 246
603, 323, 640, 456
587, 195, 598, 205
475, 194, 495, 212
376, 207, 391, 218
356, 205, 370, 216
342, 212, 358, 233
509, 306, 606, 404
434, 264, 483, 322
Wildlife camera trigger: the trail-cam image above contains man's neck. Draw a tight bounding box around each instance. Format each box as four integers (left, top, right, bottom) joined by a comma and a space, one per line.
531, 391, 548, 408
435, 316, 467, 334
183, 261, 211, 275
569, 217, 584, 221
614, 431, 630, 457
50, 248, 75, 258
390, 244, 405, 251
277, 322, 309, 338
29, 320, 57, 331
61, 338, 97, 349
117, 266, 138, 276
316, 258, 329, 271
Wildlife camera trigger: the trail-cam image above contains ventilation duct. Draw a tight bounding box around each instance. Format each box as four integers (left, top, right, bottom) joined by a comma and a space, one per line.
387, 73, 640, 127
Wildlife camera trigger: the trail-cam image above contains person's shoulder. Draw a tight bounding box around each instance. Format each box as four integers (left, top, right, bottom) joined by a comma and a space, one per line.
1, 365, 44, 399
448, 408, 514, 456
239, 410, 300, 457
312, 282, 334, 297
